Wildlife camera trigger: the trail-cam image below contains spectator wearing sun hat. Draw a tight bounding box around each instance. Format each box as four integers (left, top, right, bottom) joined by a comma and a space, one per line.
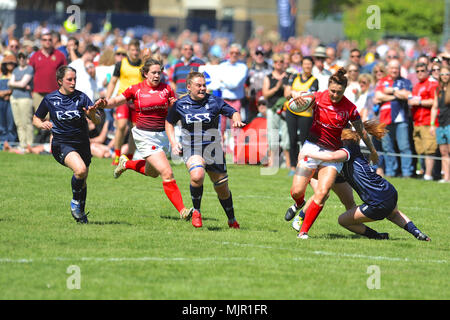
312, 46, 332, 91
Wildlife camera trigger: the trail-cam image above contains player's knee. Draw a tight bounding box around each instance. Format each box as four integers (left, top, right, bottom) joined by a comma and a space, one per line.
290, 186, 305, 199
190, 172, 205, 186
338, 214, 347, 226
213, 175, 228, 188
73, 166, 88, 179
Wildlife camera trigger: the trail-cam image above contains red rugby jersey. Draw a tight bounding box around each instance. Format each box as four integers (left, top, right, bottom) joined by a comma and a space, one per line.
122, 81, 175, 131
309, 90, 360, 150
411, 78, 438, 126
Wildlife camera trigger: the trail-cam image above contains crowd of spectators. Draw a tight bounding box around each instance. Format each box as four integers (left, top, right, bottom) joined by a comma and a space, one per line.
0, 21, 449, 182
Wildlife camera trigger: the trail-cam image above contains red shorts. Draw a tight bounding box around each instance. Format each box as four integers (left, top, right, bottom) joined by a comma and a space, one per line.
115, 101, 137, 123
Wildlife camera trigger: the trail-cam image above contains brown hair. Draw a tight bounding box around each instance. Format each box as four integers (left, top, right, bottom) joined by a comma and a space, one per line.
56, 65, 76, 87
341, 120, 387, 144
328, 67, 348, 88
438, 66, 450, 106
140, 58, 163, 78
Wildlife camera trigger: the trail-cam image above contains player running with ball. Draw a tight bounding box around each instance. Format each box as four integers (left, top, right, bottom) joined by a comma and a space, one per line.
287, 68, 378, 239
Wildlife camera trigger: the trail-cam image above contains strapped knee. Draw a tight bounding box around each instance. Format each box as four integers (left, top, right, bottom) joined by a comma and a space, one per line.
188, 163, 205, 173
213, 175, 229, 187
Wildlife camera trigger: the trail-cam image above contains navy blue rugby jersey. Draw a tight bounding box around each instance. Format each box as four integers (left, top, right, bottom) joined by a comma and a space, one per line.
167, 93, 236, 147
341, 143, 397, 207
35, 89, 93, 144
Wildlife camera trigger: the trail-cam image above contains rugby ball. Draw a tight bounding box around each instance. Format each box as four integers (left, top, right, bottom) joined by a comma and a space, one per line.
287, 92, 315, 115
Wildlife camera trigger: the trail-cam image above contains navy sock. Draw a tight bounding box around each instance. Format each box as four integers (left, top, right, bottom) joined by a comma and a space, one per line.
190, 184, 203, 211
404, 221, 420, 237
299, 209, 305, 219
80, 186, 87, 212
219, 192, 235, 221
71, 175, 85, 202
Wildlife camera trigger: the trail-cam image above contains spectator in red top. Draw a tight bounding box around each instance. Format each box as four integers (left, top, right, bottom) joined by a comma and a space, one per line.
28, 32, 67, 143
29, 32, 67, 112
95, 58, 195, 221
409, 62, 439, 180
287, 68, 378, 239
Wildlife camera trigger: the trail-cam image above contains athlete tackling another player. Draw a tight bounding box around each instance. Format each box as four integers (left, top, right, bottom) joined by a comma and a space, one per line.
299, 120, 431, 241
286, 68, 378, 239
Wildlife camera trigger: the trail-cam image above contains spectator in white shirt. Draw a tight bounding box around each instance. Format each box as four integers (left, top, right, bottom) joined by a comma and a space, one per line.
312, 46, 332, 91
218, 43, 248, 158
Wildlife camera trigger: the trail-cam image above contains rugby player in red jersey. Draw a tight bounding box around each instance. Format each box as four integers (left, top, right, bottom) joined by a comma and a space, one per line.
287, 68, 378, 239
95, 58, 195, 221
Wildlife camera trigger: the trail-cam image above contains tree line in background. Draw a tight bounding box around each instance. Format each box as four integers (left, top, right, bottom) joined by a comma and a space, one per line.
314, 0, 445, 47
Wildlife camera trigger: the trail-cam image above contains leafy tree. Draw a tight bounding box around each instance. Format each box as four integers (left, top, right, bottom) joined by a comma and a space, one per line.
342, 0, 444, 47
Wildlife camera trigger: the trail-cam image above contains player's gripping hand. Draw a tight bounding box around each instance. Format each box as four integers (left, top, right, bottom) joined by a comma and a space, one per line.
40, 120, 53, 131
171, 142, 183, 156
94, 98, 107, 109
168, 97, 177, 107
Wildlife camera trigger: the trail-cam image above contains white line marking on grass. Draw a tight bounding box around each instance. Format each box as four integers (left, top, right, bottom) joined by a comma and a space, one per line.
0, 257, 256, 264
219, 241, 447, 264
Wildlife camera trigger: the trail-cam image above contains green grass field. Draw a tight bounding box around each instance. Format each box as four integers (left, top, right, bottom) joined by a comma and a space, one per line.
0, 152, 448, 300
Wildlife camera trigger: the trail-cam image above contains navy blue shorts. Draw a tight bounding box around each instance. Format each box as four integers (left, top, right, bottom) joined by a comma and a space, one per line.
182, 143, 227, 174
359, 190, 398, 221
52, 140, 92, 167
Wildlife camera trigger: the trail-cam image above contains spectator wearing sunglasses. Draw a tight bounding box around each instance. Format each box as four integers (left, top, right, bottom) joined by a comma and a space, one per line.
430, 61, 441, 82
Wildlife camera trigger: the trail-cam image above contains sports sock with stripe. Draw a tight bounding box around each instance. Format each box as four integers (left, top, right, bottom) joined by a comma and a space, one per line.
190, 184, 203, 211
162, 180, 185, 213
219, 192, 235, 221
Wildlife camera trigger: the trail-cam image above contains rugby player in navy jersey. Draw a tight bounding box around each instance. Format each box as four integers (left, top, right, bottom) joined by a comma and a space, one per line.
165, 71, 245, 228
32, 66, 101, 223
299, 120, 431, 241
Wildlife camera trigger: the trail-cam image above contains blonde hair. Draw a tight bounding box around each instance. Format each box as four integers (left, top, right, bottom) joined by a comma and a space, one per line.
98, 48, 115, 66
358, 73, 374, 85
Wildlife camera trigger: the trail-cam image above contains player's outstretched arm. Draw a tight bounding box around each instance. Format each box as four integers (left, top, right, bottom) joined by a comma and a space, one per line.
231, 112, 245, 128
300, 149, 347, 163
95, 94, 127, 110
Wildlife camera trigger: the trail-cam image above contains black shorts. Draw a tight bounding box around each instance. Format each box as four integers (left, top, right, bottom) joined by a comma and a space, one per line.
52, 140, 92, 167
182, 143, 227, 174
359, 190, 398, 221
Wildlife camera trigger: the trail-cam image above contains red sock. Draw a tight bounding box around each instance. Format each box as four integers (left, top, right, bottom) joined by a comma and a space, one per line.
162, 180, 185, 213
290, 190, 304, 208
125, 159, 146, 175
114, 149, 121, 157
300, 200, 324, 234
126, 153, 134, 159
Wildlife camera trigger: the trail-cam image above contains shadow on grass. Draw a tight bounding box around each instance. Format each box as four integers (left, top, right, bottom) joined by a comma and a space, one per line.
322, 233, 401, 241
159, 215, 219, 222
90, 221, 133, 226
